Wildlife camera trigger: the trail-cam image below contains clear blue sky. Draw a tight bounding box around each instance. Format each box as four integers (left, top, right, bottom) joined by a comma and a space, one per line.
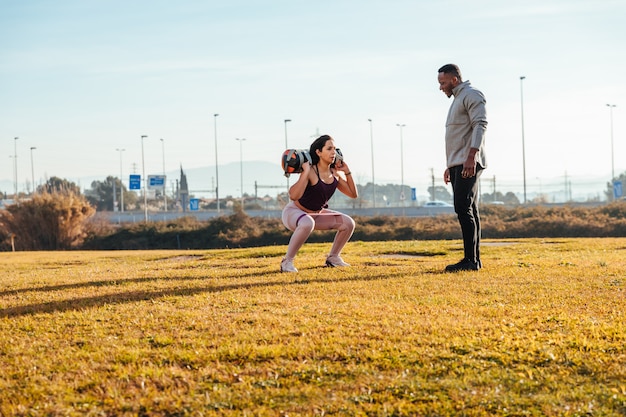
1, 0, 624, 200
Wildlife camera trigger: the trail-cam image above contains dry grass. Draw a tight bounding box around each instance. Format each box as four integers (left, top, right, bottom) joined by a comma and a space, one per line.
0, 239, 625, 416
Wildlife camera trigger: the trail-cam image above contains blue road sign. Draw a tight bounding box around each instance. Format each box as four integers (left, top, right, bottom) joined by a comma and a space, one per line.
129, 174, 141, 190
149, 175, 165, 187
613, 180, 623, 199
190, 198, 199, 211
411, 187, 417, 201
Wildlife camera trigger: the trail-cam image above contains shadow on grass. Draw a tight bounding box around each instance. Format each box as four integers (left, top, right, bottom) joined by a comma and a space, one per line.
0, 269, 410, 318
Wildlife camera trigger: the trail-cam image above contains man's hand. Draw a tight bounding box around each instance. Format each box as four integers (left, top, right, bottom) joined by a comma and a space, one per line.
462, 148, 479, 178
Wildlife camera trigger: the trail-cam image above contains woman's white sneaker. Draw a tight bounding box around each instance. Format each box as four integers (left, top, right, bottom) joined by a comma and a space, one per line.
325, 255, 350, 267
280, 258, 298, 273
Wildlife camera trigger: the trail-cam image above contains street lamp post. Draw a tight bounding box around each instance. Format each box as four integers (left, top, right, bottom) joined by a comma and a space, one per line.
13, 137, 18, 198
30, 147, 36, 194
235, 138, 246, 210
9, 156, 13, 192
396, 124, 406, 206
607, 104, 617, 182
368, 119, 376, 208
141, 135, 148, 223
160, 138, 167, 211
214, 113, 220, 213
520, 76, 527, 204
284, 119, 291, 148
116, 148, 126, 212
284, 119, 291, 193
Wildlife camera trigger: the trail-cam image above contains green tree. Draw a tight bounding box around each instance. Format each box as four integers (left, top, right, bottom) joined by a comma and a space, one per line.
86, 176, 137, 211
502, 191, 520, 205
481, 191, 519, 205
427, 185, 453, 202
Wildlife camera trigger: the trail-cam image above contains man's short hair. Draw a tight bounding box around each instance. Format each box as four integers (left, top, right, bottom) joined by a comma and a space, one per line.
438, 64, 462, 81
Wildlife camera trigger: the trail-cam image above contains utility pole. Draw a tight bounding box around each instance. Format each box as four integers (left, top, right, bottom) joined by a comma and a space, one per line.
13, 137, 18, 198
213, 113, 220, 213
284, 119, 291, 194
141, 135, 148, 223
430, 168, 435, 201
520, 76, 528, 204
116, 148, 125, 212
160, 138, 167, 211
30, 146, 37, 195
368, 119, 376, 208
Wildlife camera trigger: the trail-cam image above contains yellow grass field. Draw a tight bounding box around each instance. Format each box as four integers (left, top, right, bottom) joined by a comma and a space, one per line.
1, 238, 625, 416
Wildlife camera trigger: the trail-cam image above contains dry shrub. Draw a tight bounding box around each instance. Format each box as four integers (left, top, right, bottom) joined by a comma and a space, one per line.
83, 211, 292, 250
354, 215, 459, 241
0, 191, 95, 250
78, 202, 626, 251
481, 203, 626, 238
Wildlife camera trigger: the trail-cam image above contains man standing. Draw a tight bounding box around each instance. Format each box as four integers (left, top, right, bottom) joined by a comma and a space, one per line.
437, 64, 487, 272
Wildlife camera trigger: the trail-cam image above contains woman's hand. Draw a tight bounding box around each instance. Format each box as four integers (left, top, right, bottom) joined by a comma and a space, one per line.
336, 160, 358, 198
334, 159, 349, 173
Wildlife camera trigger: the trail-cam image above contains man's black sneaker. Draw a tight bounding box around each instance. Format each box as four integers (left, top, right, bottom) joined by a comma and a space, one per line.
445, 258, 479, 272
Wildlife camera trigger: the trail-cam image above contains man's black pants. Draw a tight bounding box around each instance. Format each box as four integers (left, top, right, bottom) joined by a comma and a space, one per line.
449, 164, 483, 264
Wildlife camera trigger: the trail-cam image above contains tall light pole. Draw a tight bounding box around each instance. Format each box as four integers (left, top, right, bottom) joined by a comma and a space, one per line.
520, 76, 527, 204
607, 104, 617, 182
116, 148, 125, 212
160, 138, 167, 211
214, 113, 220, 213
396, 124, 406, 206
284, 119, 291, 193
235, 138, 246, 210
284, 119, 291, 148
13, 137, 18, 198
30, 146, 36, 195
141, 135, 148, 223
9, 156, 14, 194
368, 119, 376, 208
